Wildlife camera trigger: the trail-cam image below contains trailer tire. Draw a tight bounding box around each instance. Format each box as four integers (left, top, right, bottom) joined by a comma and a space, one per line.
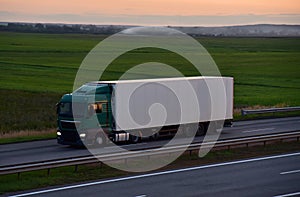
196, 123, 206, 136
207, 121, 223, 135
184, 124, 198, 137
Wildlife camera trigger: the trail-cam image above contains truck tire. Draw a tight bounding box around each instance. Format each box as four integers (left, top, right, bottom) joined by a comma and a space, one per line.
94, 133, 106, 147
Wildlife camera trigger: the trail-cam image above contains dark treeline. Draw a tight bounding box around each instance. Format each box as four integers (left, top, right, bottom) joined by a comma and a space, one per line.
0, 22, 300, 37
0, 22, 130, 34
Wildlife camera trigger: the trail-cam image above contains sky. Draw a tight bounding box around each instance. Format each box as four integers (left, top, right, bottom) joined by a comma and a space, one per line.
0, 0, 299, 26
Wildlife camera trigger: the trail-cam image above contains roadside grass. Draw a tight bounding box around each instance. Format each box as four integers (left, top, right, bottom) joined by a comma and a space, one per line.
0, 89, 60, 133
0, 31, 299, 134
0, 129, 55, 144
233, 104, 300, 120
1, 140, 299, 195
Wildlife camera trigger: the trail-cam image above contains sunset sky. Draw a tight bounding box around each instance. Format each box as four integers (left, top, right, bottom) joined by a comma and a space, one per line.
1, 0, 299, 26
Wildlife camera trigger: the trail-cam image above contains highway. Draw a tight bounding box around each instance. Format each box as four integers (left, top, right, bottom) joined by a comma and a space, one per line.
1, 116, 300, 167
9, 152, 300, 197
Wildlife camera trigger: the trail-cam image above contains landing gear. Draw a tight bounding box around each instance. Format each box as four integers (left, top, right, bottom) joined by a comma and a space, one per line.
129, 134, 141, 143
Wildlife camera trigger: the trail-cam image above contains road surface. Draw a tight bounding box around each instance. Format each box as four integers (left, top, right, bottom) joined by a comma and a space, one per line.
9, 152, 300, 197
1, 117, 300, 167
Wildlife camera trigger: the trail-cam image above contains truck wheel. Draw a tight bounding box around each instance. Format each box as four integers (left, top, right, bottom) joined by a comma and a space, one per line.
130, 134, 140, 143
94, 133, 105, 147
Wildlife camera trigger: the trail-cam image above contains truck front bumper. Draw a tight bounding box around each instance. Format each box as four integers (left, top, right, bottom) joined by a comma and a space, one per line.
57, 129, 85, 146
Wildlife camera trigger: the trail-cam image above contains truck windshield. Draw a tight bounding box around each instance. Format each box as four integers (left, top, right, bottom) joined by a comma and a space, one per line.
58, 102, 86, 118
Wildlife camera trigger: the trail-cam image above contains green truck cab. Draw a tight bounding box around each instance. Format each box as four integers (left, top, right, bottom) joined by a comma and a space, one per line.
56, 83, 115, 146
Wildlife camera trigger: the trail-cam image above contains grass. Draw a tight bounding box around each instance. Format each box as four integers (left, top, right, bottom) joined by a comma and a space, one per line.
0, 164, 129, 195
1, 140, 299, 195
0, 129, 55, 144
0, 31, 299, 134
0, 89, 60, 132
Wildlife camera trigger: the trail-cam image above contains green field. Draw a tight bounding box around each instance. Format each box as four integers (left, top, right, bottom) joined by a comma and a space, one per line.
0, 31, 299, 133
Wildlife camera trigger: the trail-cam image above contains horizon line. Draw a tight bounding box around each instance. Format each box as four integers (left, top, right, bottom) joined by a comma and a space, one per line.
1, 21, 300, 28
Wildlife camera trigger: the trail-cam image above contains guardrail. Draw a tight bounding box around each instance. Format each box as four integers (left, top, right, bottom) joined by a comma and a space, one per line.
1, 131, 299, 176
241, 106, 300, 116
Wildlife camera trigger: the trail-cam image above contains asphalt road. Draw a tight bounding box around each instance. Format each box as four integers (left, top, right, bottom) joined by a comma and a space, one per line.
1, 116, 300, 167
9, 152, 300, 197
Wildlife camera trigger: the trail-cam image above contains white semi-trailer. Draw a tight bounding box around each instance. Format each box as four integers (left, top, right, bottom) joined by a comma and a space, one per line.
56, 76, 233, 146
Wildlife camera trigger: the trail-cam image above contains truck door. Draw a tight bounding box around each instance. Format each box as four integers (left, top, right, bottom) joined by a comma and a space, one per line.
95, 102, 109, 128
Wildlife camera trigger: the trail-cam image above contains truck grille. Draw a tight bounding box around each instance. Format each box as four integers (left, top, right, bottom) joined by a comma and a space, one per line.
60, 120, 80, 130
61, 131, 79, 142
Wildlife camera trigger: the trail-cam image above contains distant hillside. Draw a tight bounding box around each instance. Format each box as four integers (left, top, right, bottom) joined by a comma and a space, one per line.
0, 22, 299, 37
173, 24, 300, 37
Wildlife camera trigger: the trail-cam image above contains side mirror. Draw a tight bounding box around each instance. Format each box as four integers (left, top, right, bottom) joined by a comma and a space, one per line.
87, 104, 96, 118
56, 102, 60, 114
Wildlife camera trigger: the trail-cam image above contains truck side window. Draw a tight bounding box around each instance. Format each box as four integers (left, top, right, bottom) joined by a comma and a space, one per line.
87, 104, 95, 117
59, 103, 72, 115
87, 103, 101, 116
88, 102, 107, 115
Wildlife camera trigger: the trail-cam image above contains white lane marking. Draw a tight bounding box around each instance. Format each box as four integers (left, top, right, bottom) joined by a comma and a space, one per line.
242, 127, 275, 133
10, 152, 300, 197
135, 195, 147, 197
273, 191, 300, 197
280, 169, 300, 175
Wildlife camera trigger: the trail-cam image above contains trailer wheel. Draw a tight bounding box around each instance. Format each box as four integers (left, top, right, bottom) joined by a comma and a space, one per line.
207, 121, 223, 135
184, 124, 198, 137
196, 123, 206, 136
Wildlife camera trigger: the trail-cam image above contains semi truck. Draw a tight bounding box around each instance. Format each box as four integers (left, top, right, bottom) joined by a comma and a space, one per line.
56, 76, 233, 146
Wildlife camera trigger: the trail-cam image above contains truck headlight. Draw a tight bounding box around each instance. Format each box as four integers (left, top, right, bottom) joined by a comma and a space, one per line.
57, 131, 61, 136
80, 133, 86, 138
